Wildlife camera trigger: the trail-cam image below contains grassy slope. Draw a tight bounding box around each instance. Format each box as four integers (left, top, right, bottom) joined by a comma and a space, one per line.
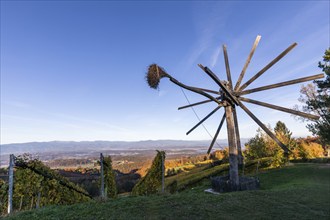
5, 163, 330, 220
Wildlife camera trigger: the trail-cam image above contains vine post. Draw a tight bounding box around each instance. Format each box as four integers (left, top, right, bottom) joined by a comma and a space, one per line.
161, 151, 165, 193
100, 153, 105, 199
8, 154, 14, 214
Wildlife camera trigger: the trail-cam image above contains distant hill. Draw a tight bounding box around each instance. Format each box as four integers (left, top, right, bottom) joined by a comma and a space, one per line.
0, 139, 249, 167
1, 139, 245, 155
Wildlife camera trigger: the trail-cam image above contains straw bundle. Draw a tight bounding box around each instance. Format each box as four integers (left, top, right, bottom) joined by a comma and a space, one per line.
146, 64, 169, 89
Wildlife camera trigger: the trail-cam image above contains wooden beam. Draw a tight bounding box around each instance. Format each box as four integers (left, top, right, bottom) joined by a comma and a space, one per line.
238, 73, 324, 95
207, 113, 226, 154
223, 45, 233, 88
198, 64, 239, 105
234, 35, 261, 91
237, 100, 290, 153
239, 97, 320, 120
238, 42, 297, 91
194, 87, 220, 95
186, 105, 222, 135
169, 77, 222, 105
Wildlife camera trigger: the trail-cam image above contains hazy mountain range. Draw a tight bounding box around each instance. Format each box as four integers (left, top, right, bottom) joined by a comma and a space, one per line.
0, 139, 249, 167
1, 139, 251, 155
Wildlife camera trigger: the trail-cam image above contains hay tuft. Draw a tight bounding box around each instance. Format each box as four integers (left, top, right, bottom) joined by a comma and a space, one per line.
145, 64, 169, 89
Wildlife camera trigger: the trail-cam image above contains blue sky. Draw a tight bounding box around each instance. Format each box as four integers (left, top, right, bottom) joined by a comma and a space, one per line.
1, 1, 329, 145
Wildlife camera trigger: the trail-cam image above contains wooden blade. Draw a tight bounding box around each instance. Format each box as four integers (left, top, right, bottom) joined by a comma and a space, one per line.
178, 97, 221, 110
223, 45, 233, 87
186, 105, 222, 135
169, 78, 222, 105
234, 35, 261, 91
239, 97, 319, 120
237, 100, 290, 153
198, 64, 239, 105
238, 42, 297, 92
207, 112, 226, 154
238, 73, 324, 95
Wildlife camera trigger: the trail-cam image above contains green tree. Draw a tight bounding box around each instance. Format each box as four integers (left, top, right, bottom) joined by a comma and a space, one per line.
297, 49, 330, 145
132, 151, 165, 196
245, 122, 296, 167
274, 121, 298, 159
245, 128, 272, 159
103, 156, 117, 198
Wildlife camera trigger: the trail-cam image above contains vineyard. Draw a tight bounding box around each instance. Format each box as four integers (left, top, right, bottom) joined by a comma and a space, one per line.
0, 135, 328, 217
2, 162, 330, 220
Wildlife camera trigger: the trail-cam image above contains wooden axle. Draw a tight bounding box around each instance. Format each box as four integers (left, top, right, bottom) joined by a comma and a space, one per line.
198, 64, 239, 105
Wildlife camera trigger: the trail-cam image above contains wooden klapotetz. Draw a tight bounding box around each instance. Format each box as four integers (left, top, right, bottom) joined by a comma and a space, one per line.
146, 35, 323, 190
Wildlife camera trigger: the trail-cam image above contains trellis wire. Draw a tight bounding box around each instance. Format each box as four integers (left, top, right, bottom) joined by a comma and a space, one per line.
179, 87, 223, 149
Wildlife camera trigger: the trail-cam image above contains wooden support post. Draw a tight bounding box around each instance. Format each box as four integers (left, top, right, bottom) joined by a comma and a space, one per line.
8, 154, 14, 214
225, 105, 239, 189
100, 153, 105, 199
232, 106, 244, 170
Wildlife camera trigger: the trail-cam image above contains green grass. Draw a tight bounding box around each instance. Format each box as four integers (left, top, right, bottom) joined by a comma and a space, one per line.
4, 163, 330, 220
165, 158, 270, 191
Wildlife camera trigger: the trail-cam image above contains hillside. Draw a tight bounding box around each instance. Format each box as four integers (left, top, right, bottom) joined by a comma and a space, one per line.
4, 163, 330, 220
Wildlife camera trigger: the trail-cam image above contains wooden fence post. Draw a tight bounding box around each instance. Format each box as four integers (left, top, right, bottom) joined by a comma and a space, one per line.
256, 160, 260, 175
8, 154, 14, 214
36, 192, 41, 209
100, 153, 105, 199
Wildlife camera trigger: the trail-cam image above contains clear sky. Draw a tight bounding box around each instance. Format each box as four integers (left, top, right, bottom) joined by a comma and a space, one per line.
1, 1, 329, 145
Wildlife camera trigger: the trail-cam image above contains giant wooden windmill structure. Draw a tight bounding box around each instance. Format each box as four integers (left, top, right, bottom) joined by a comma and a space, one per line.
146, 35, 323, 191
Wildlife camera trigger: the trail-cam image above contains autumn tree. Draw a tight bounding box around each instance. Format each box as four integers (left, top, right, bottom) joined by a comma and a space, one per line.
296, 49, 330, 146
